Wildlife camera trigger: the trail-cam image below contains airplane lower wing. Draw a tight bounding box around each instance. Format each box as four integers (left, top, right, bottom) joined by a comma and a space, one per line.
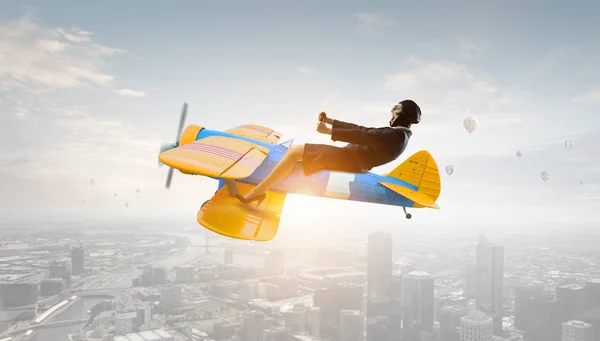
158, 135, 270, 178
379, 181, 440, 209
197, 182, 286, 241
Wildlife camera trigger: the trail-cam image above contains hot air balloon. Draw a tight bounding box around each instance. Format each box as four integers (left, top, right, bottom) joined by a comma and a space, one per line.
89, 178, 96, 186
114, 193, 117, 197
580, 180, 584, 185
565, 140, 574, 150
540, 171, 550, 182
463, 116, 478, 135
516, 150, 523, 158
81, 200, 86, 204
445, 165, 454, 176
136, 188, 141, 194
125, 203, 129, 208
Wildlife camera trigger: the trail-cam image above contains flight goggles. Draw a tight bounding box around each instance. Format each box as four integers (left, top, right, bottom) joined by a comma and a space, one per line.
391, 103, 403, 115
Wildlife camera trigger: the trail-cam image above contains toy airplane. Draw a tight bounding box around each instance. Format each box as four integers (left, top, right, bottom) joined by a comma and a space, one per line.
158, 103, 441, 242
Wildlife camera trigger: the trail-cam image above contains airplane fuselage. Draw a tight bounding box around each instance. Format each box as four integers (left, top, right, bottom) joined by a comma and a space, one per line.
195, 129, 418, 208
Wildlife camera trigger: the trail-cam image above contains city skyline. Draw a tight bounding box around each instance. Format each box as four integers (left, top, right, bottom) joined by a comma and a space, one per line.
3, 216, 600, 340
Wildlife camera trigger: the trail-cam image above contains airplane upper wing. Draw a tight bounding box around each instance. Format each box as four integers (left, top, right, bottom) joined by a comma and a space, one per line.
225, 124, 282, 144
197, 182, 286, 241
158, 135, 270, 179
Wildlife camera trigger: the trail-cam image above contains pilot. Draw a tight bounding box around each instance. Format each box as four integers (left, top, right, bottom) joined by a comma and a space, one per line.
236, 99, 422, 206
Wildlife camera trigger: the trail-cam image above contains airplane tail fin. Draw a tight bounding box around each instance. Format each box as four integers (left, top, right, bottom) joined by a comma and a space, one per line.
384, 150, 441, 206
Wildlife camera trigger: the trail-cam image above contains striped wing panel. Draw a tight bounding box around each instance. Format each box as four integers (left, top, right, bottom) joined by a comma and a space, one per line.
226, 124, 282, 144
158, 136, 268, 179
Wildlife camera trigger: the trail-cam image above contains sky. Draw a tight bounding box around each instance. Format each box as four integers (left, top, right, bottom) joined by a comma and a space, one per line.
1, 1, 599, 232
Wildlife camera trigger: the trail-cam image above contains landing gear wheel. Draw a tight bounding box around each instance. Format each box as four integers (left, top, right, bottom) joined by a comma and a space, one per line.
402, 206, 412, 220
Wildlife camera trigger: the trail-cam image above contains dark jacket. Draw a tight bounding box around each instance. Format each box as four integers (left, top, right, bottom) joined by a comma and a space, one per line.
330, 119, 411, 172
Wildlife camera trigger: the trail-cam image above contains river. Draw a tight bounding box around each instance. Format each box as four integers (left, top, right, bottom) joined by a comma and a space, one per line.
32, 296, 107, 341
31, 234, 272, 340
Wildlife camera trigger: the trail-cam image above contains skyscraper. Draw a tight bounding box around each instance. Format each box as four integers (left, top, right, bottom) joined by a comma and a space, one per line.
514, 281, 544, 331
340, 310, 364, 341
522, 297, 562, 341
561, 320, 593, 341
556, 284, 586, 321
401, 271, 435, 340
460, 310, 493, 341
583, 280, 600, 310
366, 231, 393, 341
390, 272, 403, 339
71, 246, 85, 275
313, 282, 363, 334
241, 310, 265, 341
439, 305, 469, 341
475, 234, 504, 334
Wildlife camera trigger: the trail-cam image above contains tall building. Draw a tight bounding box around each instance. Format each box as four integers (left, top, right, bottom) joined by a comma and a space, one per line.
562, 320, 593, 341
557, 284, 586, 321
390, 272, 403, 339
475, 234, 504, 334
465, 265, 478, 299
584, 280, 600, 310
175, 266, 195, 283
160, 285, 183, 308
136, 305, 153, 331
0, 283, 38, 309
39, 279, 64, 296
340, 310, 364, 341
460, 310, 493, 341
48, 259, 71, 281
401, 271, 435, 340
115, 309, 138, 335
514, 281, 544, 331
71, 246, 85, 275
522, 297, 562, 341
306, 307, 320, 337
313, 282, 363, 336
439, 305, 469, 341
241, 310, 265, 341
153, 267, 166, 284
366, 231, 393, 341
283, 304, 307, 334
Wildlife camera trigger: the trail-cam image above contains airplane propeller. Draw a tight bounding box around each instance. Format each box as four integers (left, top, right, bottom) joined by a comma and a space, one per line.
159, 103, 188, 189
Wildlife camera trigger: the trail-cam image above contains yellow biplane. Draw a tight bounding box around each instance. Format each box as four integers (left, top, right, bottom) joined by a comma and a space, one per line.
159, 104, 441, 242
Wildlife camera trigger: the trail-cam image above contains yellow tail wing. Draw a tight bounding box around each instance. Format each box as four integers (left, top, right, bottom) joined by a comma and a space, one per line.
383, 150, 441, 208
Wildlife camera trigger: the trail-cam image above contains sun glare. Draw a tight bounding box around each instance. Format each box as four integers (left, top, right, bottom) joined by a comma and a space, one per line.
280, 194, 337, 226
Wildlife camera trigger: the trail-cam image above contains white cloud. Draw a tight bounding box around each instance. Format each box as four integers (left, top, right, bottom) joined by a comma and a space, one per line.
457, 36, 487, 58
353, 12, 395, 33
56, 27, 94, 43
574, 89, 600, 103
0, 16, 124, 92
15, 106, 28, 120
383, 59, 475, 90
117, 89, 147, 98
296, 66, 315, 75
